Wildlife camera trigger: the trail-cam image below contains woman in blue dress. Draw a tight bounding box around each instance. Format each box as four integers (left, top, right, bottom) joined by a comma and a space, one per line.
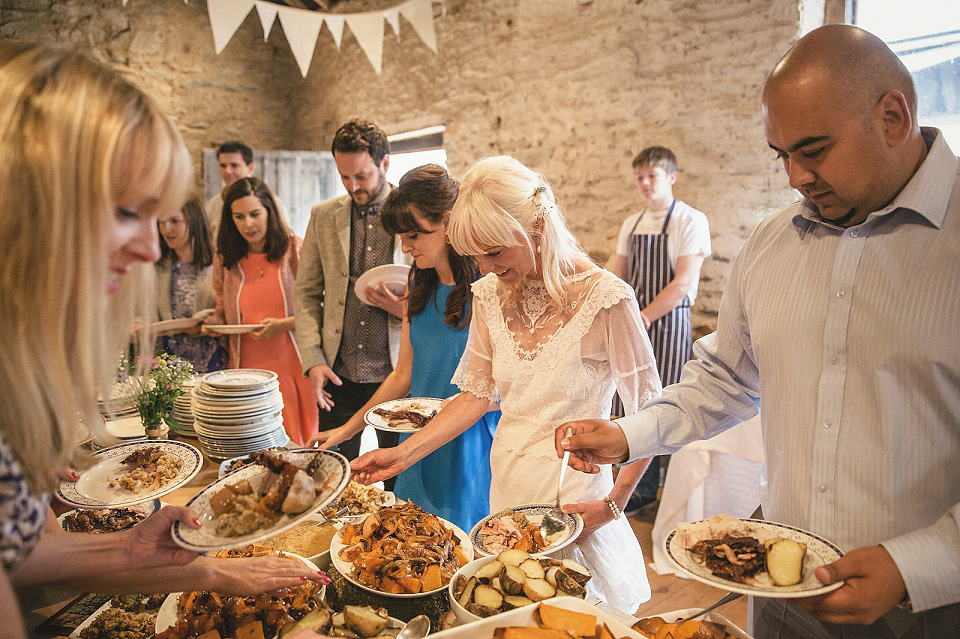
307, 164, 499, 532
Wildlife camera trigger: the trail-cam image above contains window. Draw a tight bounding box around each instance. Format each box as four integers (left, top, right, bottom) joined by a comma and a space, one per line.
852, 1, 960, 150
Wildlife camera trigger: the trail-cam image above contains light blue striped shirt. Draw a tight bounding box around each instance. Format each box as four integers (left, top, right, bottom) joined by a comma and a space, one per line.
619, 129, 960, 612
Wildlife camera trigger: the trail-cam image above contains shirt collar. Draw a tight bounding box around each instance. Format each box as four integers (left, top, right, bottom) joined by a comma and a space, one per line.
795, 127, 957, 231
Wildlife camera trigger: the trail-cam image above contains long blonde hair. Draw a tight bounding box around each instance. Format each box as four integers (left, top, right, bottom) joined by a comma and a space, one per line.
448, 156, 592, 308
0, 41, 192, 492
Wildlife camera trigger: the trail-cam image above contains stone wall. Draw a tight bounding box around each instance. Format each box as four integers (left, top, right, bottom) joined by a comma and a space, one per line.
294, 0, 808, 335
0, 0, 303, 178
1, 0, 810, 335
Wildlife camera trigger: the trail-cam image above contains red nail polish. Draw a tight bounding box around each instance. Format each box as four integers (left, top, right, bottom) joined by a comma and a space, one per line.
300, 576, 308, 581
192, 518, 202, 527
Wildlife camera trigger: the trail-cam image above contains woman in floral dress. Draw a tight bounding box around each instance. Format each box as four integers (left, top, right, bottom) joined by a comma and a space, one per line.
155, 197, 226, 373
353, 156, 662, 613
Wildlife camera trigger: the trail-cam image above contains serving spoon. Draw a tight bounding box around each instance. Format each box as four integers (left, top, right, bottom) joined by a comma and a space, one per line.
540, 427, 573, 540
397, 614, 430, 639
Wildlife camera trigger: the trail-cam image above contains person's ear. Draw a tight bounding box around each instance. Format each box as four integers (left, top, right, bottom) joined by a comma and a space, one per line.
380, 153, 390, 174
877, 90, 913, 148
668, 171, 678, 186
247, 162, 255, 176
442, 210, 451, 227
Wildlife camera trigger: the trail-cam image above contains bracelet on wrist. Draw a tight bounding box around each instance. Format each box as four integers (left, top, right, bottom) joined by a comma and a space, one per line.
603, 496, 622, 521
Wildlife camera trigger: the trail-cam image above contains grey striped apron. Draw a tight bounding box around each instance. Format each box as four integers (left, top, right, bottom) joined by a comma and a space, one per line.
613, 200, 692, 416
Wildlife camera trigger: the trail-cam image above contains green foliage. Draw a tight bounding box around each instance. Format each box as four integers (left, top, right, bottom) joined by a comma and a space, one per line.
136, 353, 194, 431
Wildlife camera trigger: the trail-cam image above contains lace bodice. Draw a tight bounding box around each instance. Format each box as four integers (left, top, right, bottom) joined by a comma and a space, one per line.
452, 268, 661, 459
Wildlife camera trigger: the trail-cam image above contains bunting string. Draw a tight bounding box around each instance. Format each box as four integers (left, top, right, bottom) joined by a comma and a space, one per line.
124, 0, 440, 77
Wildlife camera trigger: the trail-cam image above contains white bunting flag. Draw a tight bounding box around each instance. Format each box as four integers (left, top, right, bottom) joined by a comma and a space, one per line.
254, 1, 279, 41
384, 7, 401, 38
324, 15, 346, 51
400, 0, 437, 53
345, 11, 385, 74
207, 0, 255, 54
277, 5, 326, 77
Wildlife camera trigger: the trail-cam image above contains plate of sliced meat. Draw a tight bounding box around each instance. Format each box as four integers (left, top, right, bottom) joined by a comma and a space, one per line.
363, 397, 443, 433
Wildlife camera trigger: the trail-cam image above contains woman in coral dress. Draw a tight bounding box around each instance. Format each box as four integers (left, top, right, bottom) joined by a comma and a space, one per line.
206, 177, 318, 445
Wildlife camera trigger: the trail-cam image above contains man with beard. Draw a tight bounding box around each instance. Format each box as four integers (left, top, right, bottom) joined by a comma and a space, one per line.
294, 119, 410, 484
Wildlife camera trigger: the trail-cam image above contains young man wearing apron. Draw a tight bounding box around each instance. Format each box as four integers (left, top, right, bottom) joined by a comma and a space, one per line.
610, 146, 711, 514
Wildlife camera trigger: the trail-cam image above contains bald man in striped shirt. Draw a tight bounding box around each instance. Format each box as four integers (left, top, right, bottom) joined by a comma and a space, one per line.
557, 24, 960, 638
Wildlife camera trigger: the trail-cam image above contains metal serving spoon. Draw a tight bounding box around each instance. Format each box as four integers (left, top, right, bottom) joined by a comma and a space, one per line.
675, 592, 743, 623
540, 427, 573, 540
396, 614, 430, 639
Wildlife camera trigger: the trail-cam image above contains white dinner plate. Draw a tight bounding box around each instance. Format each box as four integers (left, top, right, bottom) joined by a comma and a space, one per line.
329, 512, 472, 598
204, 323, 262, 335
154, 553, 320, 635
104, 414, 146, 439
354, 263, 411, 304
202, 369, 278, 389
57, 499, 162, 532
148, 317, 202, 334
470, 504, 583, 557
56, 440, 202, 509
172, 449, 350, 552
363, 397, 443, 433
664, 517, 845, 598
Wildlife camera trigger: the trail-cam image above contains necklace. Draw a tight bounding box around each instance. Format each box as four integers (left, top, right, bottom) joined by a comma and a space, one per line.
519, 280, 549, 333
259, 269, 264, 277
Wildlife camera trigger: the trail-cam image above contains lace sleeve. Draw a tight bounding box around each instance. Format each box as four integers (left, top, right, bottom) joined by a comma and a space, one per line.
451, 279, 499, 401
604, 292, 662, 414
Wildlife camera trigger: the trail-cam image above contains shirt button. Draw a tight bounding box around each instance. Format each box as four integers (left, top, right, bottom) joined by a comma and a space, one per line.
850, 230, 859, 238
367, 246, 372, 252
836, 290, 845, 298
368, 224, 373, 229
823, 420, 832, 429
360, 321, 365, 326
818, 484, 827, 493
830, 355, 838, 365
338, 300, 344, 306
357, 343, 364, 349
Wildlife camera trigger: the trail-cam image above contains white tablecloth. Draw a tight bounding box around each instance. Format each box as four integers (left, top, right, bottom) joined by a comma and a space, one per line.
650, 415, 764, 576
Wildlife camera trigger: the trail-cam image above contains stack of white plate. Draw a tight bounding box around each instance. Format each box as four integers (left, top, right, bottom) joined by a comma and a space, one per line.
98, 379, 139, 419
171, 374, 202, 437
191, 369, 288, 459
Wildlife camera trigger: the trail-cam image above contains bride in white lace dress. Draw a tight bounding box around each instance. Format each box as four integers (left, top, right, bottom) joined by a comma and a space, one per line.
352, 156, 662, 612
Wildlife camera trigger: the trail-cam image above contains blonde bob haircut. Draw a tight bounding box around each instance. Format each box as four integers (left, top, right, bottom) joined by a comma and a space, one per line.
0, 41, 192, 493
448, 155, 592, 309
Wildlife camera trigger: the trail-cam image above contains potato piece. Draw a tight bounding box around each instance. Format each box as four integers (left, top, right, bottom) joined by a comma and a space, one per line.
361, 513, 380, 537
196, 631, 222, 639
341, 523, 357, 545
766, 538, 807, 586
235, 621, 266, 639
343, 605, 388, 637
465, 602, 501, 618
554, 570, 586, 596
522, 577, 556, 602
475, 559, 504, 581
655, 624, 679, 639
497, 548, 531, 567
502, 595, 535, 610
452, 573, 469, 599
279, 608, 332, 637
500, 564, 527, 595
520, 558, 546, 580
545, 565, 561, 587
456, 575, 478, 607
559, 559, 592, 586
379, 576, 405, 594
490, 576, 502, 592
633, 617, 666, 636
537, 602, 596, 637
675, 620, 701, 639
396, 576, 422, 593
473, 583, 504, 610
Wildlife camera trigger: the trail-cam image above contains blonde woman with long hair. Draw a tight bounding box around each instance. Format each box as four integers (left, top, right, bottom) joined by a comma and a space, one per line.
353, 156, 662, 612
0, 41, 318, 638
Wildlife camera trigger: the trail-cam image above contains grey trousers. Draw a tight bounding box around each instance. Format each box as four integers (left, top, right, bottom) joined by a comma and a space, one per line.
751, 596, 960, 639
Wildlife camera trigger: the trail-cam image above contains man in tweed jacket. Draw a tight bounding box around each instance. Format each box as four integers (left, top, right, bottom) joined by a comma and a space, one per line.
294, 119, 411, 480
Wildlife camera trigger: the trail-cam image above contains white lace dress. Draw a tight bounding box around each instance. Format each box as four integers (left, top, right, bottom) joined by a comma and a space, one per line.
452, 267, 662, 612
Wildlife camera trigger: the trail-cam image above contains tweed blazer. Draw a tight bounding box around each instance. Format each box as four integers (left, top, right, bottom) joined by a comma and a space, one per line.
294, 193, 411, 375
155, 260, 217, 321
212, 236, 302, 368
